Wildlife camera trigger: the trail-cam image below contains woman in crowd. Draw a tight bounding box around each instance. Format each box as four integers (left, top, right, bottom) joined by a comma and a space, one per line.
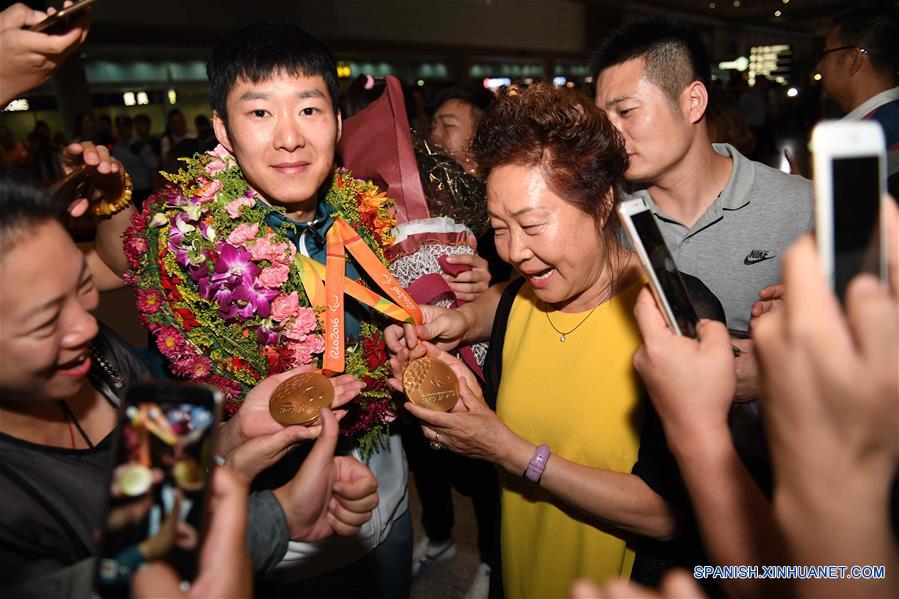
0, 175, 378, 596
390, 84, 684, 598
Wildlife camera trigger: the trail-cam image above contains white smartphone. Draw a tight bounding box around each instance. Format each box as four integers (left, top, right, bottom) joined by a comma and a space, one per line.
810, 120, 887, 303
618, 197, 699, 337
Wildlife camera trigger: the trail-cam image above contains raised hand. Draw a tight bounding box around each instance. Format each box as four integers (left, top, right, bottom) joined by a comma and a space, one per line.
133, 468, 252, 599
272, 408, 378, 541
442, 252, 491, 302
219, 366, 365, 457
632, 286, 736, 443
59, 141, 125, 217
0, 2, 90, 105
384, 304, 472, 359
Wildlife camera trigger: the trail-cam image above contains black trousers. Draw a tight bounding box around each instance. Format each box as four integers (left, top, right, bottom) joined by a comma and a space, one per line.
400, 419, 500, 569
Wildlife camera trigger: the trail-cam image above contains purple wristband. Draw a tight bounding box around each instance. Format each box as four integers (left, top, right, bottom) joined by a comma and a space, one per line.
524, 444, 551, 484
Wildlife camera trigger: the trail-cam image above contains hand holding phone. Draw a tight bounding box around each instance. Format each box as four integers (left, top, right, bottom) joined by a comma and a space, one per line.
94, 382, 221, 597
27, 0, 97, 34
618, 198, 700, 337
0, 2, 90, 104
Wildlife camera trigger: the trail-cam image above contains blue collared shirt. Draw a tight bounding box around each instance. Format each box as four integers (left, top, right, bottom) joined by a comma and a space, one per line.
264, 199, 370, 340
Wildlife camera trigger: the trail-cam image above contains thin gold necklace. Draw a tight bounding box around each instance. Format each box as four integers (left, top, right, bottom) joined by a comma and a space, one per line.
545, 284, 614, 342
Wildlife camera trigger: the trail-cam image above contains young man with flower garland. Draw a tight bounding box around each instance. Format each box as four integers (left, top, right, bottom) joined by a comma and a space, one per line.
124, 22, 415, 597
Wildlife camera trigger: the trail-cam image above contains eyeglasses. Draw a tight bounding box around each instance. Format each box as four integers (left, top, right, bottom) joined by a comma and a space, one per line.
817, 45, 868, 62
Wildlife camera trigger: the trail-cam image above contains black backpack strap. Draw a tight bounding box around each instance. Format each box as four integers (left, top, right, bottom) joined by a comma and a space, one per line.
483, 277, 526, 412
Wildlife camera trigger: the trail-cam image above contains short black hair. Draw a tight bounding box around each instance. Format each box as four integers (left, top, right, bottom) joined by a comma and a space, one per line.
433, 84, 495, 116
207, 21, 340, 122
115, 114, 132, 127
133, 114, 151, 125
833, 4, 899, 76
590, 20, 711, 105
0, 176, 63, 253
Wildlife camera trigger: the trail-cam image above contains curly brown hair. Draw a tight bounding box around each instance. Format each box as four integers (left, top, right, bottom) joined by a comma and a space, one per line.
472, 83, 627, 228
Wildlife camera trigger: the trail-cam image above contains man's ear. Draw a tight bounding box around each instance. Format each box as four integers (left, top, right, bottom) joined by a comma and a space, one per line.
212, 110, 234, 153
848, 49, 865, 77
684, 80, 709, 125
335, 109, 343, 144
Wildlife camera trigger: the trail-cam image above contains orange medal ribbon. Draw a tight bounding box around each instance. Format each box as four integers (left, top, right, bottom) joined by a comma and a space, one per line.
293, 218, 423, 374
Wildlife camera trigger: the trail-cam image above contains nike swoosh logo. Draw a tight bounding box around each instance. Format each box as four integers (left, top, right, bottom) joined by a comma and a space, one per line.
744, 255, 776, 265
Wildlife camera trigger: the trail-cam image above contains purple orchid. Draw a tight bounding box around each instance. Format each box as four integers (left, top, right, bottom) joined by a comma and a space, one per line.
218, 280, 279, 320
257, 324, 282, 345
189, 243, 278, 321
211, 243, 259, 285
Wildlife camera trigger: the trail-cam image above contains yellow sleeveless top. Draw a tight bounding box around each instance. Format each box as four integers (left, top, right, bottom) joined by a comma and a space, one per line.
496, 280, 644, 598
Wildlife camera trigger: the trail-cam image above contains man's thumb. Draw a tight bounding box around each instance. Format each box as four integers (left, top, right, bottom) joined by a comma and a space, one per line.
304, 408, 338, 468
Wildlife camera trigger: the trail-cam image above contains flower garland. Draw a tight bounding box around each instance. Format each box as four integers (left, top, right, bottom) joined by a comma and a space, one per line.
124, 145, 398, 454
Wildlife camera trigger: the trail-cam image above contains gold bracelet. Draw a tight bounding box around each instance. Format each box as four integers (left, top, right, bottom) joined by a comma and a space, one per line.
91, 172, 134, 217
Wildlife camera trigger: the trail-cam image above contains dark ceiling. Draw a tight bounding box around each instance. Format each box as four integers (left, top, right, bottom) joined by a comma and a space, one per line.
584, 0, 856, 31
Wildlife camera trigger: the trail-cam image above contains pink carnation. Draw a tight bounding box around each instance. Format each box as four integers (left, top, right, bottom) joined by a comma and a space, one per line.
225, 196, 256, 218
208, 144, 232, 162
198, 178, 222, 202
271, 291, 299, 322
283, 307, 318, 340
226, 222, 260, 246
250, 233, 295, 265
249, 234, 276, 261
206, 159, 226, 176
289, 335, 325, 365
274, 240, 296, 266
258, 264, 289, 288
136, 288, 164, 314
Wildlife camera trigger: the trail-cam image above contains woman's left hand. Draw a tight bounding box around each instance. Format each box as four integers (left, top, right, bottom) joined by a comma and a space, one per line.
60, 141, 125, 217
402, 343, 513, 463
442, 253, 491, 302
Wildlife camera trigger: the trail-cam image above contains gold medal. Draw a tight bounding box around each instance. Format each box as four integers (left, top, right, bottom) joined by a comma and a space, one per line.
115, 463, 153, 497
269, 372, 334, 426
403, 357, 459, 412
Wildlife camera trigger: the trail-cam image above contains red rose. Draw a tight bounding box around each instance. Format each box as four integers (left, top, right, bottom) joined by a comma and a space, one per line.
363, 334, 388, 370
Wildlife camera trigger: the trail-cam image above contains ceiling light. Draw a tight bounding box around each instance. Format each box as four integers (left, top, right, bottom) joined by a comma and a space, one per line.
774, 10, 782, 17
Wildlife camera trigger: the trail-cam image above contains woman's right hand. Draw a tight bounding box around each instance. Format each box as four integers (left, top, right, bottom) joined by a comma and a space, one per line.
384, 304, 471, 357
59, 140, 125, 217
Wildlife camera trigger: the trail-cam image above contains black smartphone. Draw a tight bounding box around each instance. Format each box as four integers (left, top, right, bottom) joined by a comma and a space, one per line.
27, 0, 98, 34
94, 382, 221, 598
48, 164, 91, 208
619, 197, 700, 338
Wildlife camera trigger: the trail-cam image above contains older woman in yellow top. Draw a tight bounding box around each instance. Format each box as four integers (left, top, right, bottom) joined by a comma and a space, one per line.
389, 84, 679, 598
